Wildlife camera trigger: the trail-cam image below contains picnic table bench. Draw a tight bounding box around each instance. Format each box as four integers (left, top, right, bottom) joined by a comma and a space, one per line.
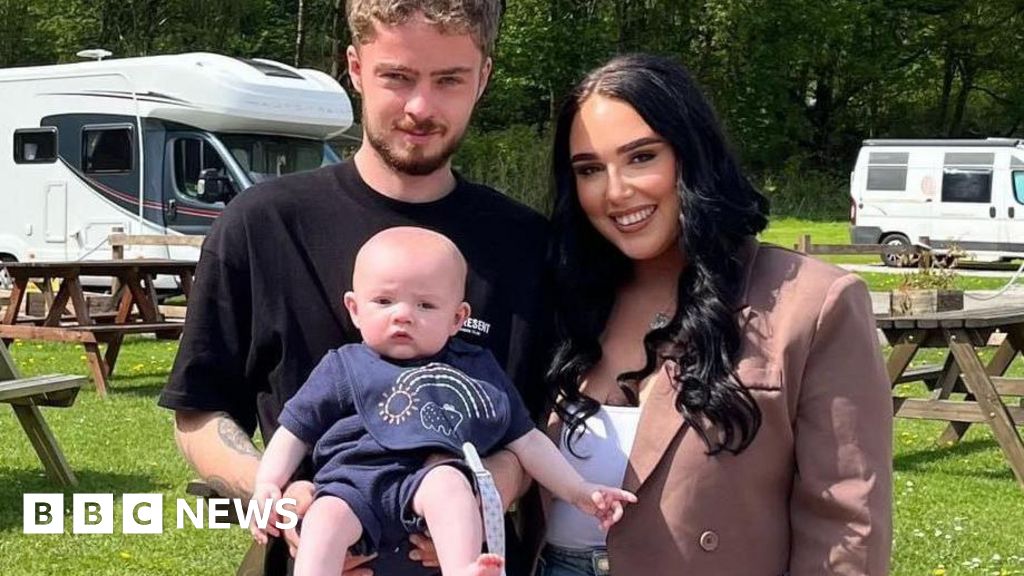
0, 260, 196, 396
1, 339, 84, 486
878, 305, 1024, 489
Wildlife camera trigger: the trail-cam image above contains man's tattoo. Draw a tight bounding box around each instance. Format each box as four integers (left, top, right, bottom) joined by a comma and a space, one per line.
207, 475, 250, 501
217, 417, 261, 458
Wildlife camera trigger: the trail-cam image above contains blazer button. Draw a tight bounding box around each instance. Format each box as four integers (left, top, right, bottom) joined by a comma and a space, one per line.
699, 530, 719, 552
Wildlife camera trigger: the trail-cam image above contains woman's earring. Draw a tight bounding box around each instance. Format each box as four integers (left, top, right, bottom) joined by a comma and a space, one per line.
650, 312, 671, 330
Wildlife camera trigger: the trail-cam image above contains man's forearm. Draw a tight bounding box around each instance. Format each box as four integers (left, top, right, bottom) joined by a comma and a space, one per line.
174, 410, 261, 500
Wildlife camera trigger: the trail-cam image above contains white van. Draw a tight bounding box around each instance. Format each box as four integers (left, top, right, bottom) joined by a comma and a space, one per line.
0, 52, 354, 273
849, 138, 1024, 265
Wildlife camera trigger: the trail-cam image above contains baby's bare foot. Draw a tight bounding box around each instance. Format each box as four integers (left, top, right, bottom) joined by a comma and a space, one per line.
463, 553, 504, 576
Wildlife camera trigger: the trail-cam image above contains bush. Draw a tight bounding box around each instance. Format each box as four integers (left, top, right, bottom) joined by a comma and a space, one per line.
454, 125, 552, 215
756, 162, 850, 221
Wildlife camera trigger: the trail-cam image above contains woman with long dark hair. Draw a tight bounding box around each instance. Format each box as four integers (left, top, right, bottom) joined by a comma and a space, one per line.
530, 54, 892, 575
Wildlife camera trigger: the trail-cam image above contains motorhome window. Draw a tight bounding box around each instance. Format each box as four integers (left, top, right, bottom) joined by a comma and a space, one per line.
13, 128, 57, 164
1013, 171, 1024, 205
941, 168, 992, 203
866, 151, 908, 191
82, 126, 132, 173
173, 138, 228, 200
219, 134, 339, 184
869, 152, 908, 165
867, 167, 907, 191
944, 152, 994, 166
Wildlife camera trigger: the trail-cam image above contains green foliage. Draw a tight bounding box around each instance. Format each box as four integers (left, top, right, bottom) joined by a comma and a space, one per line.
454, 125, 553, 215
4, 0, 1024, 216
895, 247, 967, 292
897, 266, 958, 289
858, 271, 1010, 293
896, 267, 960, 291
0, 0, 341, 69
758, 162, 850, 221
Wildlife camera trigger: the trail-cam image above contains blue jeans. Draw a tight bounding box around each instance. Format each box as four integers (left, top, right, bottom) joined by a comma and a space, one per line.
534, 544, 610, 576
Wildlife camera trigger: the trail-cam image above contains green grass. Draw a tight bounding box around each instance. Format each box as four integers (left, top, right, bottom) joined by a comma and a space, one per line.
760, 217, 877, 265
858, 272, 1013, 292
0, 339, 249, 575
761, 216, 853, 246
889, 349, 1024, 575
759, 218, 1024, 292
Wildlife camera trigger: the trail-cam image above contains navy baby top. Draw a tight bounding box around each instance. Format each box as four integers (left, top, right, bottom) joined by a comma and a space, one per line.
278, 339, 536, 473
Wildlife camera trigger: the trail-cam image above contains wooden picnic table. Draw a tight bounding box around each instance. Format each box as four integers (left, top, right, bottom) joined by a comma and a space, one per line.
878, 305, 1024, 489
0, 260, 196, 396
1, 339, 84, 486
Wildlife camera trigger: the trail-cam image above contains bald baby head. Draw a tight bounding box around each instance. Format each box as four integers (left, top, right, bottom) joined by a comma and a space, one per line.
353, 227, 468, 298
345, 227, 471, 359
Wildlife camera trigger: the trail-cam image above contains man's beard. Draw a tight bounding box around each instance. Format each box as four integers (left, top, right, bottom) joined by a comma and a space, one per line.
364, 113, 464, 176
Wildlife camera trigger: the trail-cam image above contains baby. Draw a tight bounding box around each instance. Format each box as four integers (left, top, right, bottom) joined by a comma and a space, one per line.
251, 227, 636, 576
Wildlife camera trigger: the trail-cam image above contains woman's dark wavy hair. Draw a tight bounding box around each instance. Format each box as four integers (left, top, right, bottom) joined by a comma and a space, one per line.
548, 53, 770, 456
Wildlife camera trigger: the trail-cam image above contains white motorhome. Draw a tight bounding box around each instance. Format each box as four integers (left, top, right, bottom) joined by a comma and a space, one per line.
0, 52, 353, 273
850, 138, 1024, 265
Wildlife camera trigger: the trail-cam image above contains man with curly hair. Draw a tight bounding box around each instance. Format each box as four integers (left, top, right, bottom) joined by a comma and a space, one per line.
160, 2, 549, 574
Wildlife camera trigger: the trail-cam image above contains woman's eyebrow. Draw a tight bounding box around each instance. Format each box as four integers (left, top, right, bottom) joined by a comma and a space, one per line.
570, 151, 597, 163
617, 136, 663, 154
570, 136, 664, 163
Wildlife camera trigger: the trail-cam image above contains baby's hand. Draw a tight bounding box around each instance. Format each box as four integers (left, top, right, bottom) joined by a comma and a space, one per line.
250, 482, 283, 544
572, 483, 637, 531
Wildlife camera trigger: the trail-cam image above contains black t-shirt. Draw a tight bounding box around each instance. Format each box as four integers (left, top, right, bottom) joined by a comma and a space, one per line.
158, 160, 550, 575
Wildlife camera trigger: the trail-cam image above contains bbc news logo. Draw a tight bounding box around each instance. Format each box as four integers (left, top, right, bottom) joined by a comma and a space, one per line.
23, 494, 297, 534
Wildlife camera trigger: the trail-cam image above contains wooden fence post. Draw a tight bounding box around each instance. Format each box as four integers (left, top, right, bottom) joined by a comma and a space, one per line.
109, 226, 125, 298
110, 226, 125, 261
796, 234, 812, 254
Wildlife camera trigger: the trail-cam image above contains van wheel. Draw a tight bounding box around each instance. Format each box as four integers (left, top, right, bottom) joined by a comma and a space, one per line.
880, 234, 917, 267
0, 254, 16, 290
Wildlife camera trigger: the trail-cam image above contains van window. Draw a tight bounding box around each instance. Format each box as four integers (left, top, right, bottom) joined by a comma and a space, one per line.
867, 168, 907, 191
870, 152, 909, 164
944, 152, 994, 166
1013, 171, 1024, 205
173, 137, 228, 201
83, 126, 133, 173
219, 134, 337, 184
941, 168, 992, 203
866, 151, 909, 191
14, 128, 58, 164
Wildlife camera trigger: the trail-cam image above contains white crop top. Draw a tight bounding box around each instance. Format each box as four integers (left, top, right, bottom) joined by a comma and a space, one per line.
545, 404, 642, 549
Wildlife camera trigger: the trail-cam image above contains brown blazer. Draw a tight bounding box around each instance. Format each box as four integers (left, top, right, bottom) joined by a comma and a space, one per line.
523, 239, 892, 576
